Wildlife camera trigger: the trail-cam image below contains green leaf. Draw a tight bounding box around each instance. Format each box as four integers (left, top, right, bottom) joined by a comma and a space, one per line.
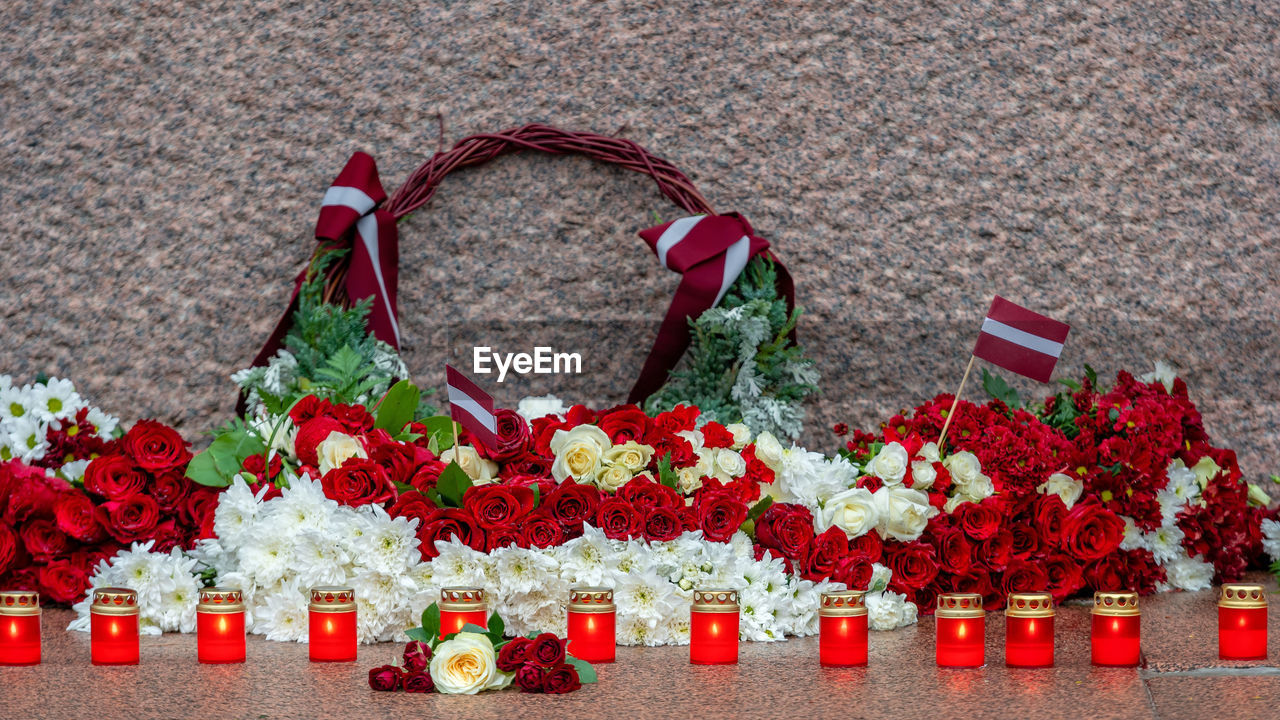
1270, 474, 1280, 485
746, 496, 773, 522
374, 380, 421, 434
656, 453, 678, 490
566, 655, 598, 683
185, 449, 230, 487
981, 368, 1023, 409
416, 416, 459, 452
458, 623, 489, 636
1084, 363, 1098, 387
393, 481, 416, 495
426, 488, 443, 506
420, 603, 441, 643
487, 611, 505, 640
436, 461, 474, 508
1056, 378, 1081, 391
405, 627, 432, 643
531, 483, 541, 508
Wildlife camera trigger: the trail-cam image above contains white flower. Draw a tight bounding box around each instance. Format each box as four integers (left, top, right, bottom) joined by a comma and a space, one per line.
67, 543, 202, 635
316, 431, 368, 476
866, 442, 909, 485
595, 463, 634, 493
252, 579, 310, 642
1164, 554, 1214, 592
516, 394, 568, 422
918, 442, 941, 464
872, 485, 937, 542
1038, 473, 1084, 509
441, 445, 500, 485
549, 424, 612, 482
774, 448, 856, 507
492, 546, 561, 596
1147, 523, 1187, 565
237, 525, 296, 588
865, 590, 916, 630
554, 526, 615, 586
352, 507, 420, 574
752, 431, 785, 471
8, 416, 49, 463
0, 383, 29, 423
817, 487, 879, 539
910, 461, 937, 490
213, 478, 269, 552
713, 448, 747, 479
1119, 517, 1150, 552
603, 441, 654, 472
86, 407, 119, 437
944, 451, 983, 486
1140, 361, 1178, 392
614, 569, 682, 626
725, 423, 751, 450
29, 378, 82, 422
267, 476, 337, 534
430, 632, 511, 694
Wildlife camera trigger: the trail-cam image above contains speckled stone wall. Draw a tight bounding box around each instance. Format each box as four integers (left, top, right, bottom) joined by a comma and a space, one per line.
2, 1, 1278, 479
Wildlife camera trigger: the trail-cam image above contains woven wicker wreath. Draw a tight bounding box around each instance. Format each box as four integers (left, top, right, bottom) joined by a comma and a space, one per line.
250, 124, 799, 412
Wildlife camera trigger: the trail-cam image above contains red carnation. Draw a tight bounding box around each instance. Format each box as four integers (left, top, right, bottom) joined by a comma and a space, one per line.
82, 455, 146, 501
652, 404, 699, 434
122, 419, 192, 472
321, 459, 396, 507
699, 422, 736, 449
53, 491, 107, 543
595, 498, 642, 540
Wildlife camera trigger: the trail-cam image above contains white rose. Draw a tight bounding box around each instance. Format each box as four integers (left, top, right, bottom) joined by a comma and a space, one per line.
516, 394, 568, 422
960, 473, 995, 501
752, 431, 784, 472
429, 632, 512, 694
1037, 472, 1084, 509
910, 460, 937, 490
725, 423, 751, 450
604, 441, 653, 472
595, 463, 634, 493
713, 448, 747, 479
873, 485, 937, 542
867, 442, 909, 485
943, 451, 982, 485
317, 431, 367, 475
442, 445, 499, 485
919, 441, 940, 464
549, 424, 611, 481
677, 429, 705, 452
818, 487, 880, 539
677, 466, 704, 495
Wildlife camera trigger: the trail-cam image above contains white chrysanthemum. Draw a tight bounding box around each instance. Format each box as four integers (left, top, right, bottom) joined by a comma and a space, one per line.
58, 459, 91, 483
1261, 519, 1280, 563
8, 415, 49, 463
1164, 554, 1215, 592
774, 447, 856, 507
492, 546, 561, 596
292, 530, 353, 588
1119, 517, 1149, 551
1146, 522, 1187, 565
554, 526, 614, 586
430, 540, 490, 588
67, 543, 201, 635
351, 569, 417, 642
614, 568, 682, 626
0, 383, 30, 424
351, 506, 420, 575
252, 579, 310, 642
267, 476, 337, 534
866, 590, 915, 630
616, 613, 665, 646
29, 378, 82, 422
237, 525, 296, 588
86, 407, 119, 437
213, 479, 269, 551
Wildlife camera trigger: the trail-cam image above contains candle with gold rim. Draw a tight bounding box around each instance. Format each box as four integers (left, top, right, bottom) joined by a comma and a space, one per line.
1091, 591, 1140, 667
1004, 591, 1054, 668
0, 590, 41, 666
196, 587, 246, 664
690, 589, 739, 665
1218, 584, 1267, 660
90, 587, 140, 665
567, 587, 616, 663
935, 593, 985, 668
439, 587, 488, 640
308, 586, 357, 662
819, 589, 867, 667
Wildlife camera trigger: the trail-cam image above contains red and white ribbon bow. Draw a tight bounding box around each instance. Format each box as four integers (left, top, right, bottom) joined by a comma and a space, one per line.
250, 152, 401, 370
629, 213, 794, 403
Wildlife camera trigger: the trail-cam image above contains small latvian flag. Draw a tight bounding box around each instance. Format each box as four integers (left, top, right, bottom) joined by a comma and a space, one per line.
445, 365, 499, 449
972, 296, 1071, 383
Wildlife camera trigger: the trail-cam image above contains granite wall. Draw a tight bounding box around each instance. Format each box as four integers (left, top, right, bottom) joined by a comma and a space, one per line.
2, 1, 1277, 480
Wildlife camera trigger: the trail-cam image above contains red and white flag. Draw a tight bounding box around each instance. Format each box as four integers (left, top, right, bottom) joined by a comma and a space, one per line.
972, 296, 1071, 382
445, 365, 498, 449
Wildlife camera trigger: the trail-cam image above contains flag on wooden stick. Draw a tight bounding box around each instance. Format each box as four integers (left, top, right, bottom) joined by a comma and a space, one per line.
445, 364, 498, 449
972, 296, 1071, 383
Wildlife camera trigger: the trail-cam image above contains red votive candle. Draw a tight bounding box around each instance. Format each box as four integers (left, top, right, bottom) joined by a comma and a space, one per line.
1218, 584, 1267, 660
308, 586, 357, 662
1005, 591, 1055, 668
197, 587, 245, 664
567, 587, 616, 663
90, 588, 140, 665
936, 593, 985, 668
690, 589, 739, 665
0, 590, 41, 666
439, 587, 488, 640
819, 589, 868, 667
1091, 591, 1140, 667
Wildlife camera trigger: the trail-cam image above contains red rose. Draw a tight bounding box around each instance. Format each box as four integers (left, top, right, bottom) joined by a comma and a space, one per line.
541, 663, 582, 694
1043, 553, 1084, 601
955, 501, 1002, 540
1060, 502, 1124, 561
1001, 559, 1050, 597
388, 490, 437, 525
545, 482, 601, 530
618, 476, 681, 510
485, 525, 521, 552
700, 422, 736, 449
885, 541, 939, 592
19, 518, 68, 560
695, 492, 748, 543
402, 640, 432, 672
485, 409, 534, 462
594, 405, 651, 444
595, 498, 642, 540
934, 528, 974, 575
497, 637, 532, 672
367, 441, 419, 487
643, 507, 684, 542
98, 494, 161, 543
321, 459, 396, 507
37, 557, 90, 605
82, 455, 146, 501
948, 567, 994, 600
54, 491, 106, 543
294, 417, 346, 467
519, 511, 565, 549
1033, 495, 1067, 546
417, 508, 485, 558
498, 456, 553, 481
802, 527, 849, 581
1009, 521, 1039, 560
122, 420, 192, 472
183, 487, 223, 538
652, 404, 699, 434
847, 531, 884, 563
980, 529, 1014, 571
463, 485, 534, 530
368, 664, 401, 691
150, 471, 193, 512
531, 417, 567, 457
529, 632, 567, 667
832, 556, 874, 590
331, 403, 375, 434
402, 671, 434, 693
754, 503, 815, 560
516, 662, 546, 693
0, 522, 22, 576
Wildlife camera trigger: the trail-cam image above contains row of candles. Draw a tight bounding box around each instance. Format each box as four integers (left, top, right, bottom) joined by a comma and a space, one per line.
0, 583, 1269, 667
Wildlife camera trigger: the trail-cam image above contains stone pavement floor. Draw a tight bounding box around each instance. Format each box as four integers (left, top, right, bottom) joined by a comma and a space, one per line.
3, 573, 1277, 720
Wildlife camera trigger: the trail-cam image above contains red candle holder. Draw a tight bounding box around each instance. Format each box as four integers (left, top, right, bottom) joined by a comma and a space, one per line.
567, 587, 616, 663
1218, 583, 1267, 661
935, 593, 985, 668
0, 590, 41, 666
90, 588, 140, 665
819, 589, 868, 667
308, 586, 357, 662
439, 587, 488, 640
690, 589, 739, 665
197, 587, 246, 664
1091, 591, 1140, 667
1005, 591, 1055, 668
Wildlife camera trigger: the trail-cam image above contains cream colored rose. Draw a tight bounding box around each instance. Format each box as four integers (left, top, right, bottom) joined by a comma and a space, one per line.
873, 485, 937, 542
910, 460, 937, 490
713, 448, 747, 480
549, 424, 611, 482
1037, 472, 1084, 508
595, 463, 634, 493
725, 423, 751, 450
317, 431, 367, 475
604, 441, 654, 472
818, 487, 880, 539
867, 442, 909, 485
429, 632, 512, 695
919, 441, 940, 464
943, 451, 982, 484
442, 445, 499, 485
752, 431, 784, 472
943, 494, 968, 514
677, 429, 705, 452
677, 466, 705, 495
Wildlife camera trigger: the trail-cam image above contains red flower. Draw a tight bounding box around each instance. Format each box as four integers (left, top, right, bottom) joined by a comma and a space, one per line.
695, 492, 748, 543
754, 503, 815, 560
1001, 558, 1050, 597
402, 671, 435, 693
121, 420, 192, 472
484, 525, 521, 552
368, 664, 401, 691
933, 527, 974, 575
595, 498, 642, 540
484, 409, 534, 462
528, 632, 567, 667
699, 422, 736, 449
462, 485, 534, 530
885, 541, 939, 592
1033, 495, 1067, 546
541, 663, 582, 694
388, 490, 436, 525
980, 529, 1014, 572
417, 508, 485, 558
53, 491, 106, 543
1042, 554, 1085, 601
515, 662, 546, 693
652, 404, 699, 434
847, 531, 884, 563
832, 556, 874, 590
82, 455, 146, 501
0, 522, 22, 576
545, 482, 601, 530
294, 417, 346, 467
1059, 502, 1124, 562
19, 518, 68, 560
955, 501, 1002, 541
497, 637, 532, 672
183, 487, 222, 539
36, 557, 90, 605
402, 640, 432, 672
150, 470, 193, 512
321, 459, 396, 507
802, 527, 849, 581
520, 511, 565, 549
643, 507, 684, 542
97, 494, 161, 543
597, 406, 653, 444
618, 476, 681, 511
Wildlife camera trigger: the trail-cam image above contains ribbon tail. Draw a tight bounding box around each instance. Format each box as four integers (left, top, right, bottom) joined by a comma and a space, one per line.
627, 266, 722, 405
346, 209, 401, 349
